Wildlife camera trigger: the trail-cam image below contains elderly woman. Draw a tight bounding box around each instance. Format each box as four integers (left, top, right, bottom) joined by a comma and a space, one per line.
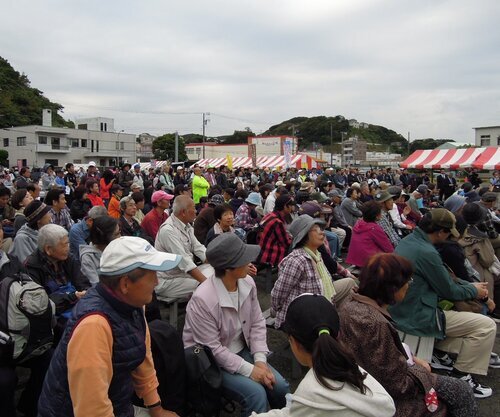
9, 200, 52, 263
346, 201, 393, 268
80, 216, 120, 286
339, 253, 478, 417
183, 234, 289, 417
118, 195, 153, 244
271, 215, 356, 329
255, 294, 395, 417
25, 224, 90, 342
205, 203, 236, 246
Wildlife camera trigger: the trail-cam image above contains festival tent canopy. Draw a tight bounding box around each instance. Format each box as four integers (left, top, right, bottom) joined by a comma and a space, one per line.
472, 147, 500, 170
194, 153, 323, 169
400, 147, 487, 170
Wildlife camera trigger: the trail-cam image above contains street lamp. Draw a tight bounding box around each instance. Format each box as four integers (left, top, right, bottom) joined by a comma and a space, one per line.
202, 112, 210, 159
116, 129, 124, 166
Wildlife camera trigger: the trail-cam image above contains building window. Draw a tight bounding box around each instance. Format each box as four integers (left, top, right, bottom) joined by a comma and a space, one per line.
497, 136, 500, 146
100, 122, 108, 132
481, 138, 491, 146
81, 139, 88, 148
17, 137, 26, 146
115, 141, 124, 150
74, 159, 82, 164
78, 124, 88, 130
45, 159, 58, 166
3, 138, 8, 147
70, 138, 79, 148
38, 136, 48, 145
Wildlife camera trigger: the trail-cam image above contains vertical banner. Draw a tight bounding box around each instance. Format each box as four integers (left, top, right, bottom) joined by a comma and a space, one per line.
151, 159, 157, 168
250, 144, 257, 167
283, 139, 292, 168
227, 154, 233, 170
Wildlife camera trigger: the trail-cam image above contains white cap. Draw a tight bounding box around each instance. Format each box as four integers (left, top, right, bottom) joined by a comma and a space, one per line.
99, 237, 181, 276
88, 161, 97, 167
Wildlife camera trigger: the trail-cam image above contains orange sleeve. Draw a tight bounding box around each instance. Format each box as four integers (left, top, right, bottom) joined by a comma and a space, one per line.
67, 314, 115, 417
108, 198, 121, 219
131, 324, 161, 406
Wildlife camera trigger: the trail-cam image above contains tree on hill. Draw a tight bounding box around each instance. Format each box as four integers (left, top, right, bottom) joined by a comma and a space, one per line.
152, 133, 187, 161
0, 57, 74, 128
220, 129, 256, 144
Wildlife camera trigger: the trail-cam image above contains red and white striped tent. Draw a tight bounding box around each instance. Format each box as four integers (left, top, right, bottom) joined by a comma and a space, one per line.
194, 153, 323, 169
472, 147, 500, 170
401, 147, 488, 170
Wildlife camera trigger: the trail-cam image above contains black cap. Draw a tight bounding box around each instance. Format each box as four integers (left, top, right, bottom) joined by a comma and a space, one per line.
283, 294, 340, 343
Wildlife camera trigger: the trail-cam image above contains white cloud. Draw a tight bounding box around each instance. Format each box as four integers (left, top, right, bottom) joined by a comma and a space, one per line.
1, 0, 499, 142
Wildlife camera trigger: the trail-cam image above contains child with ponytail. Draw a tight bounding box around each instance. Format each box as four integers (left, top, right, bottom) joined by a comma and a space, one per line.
254, 293, 395, 417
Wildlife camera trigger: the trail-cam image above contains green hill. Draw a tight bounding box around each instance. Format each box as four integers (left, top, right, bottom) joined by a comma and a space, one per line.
0, 57, 74, 128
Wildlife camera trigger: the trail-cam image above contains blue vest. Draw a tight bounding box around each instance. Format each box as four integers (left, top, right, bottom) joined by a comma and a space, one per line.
38, 284, 147, 417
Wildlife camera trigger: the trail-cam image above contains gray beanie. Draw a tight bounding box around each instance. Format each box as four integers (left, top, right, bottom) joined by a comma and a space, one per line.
443, 195, 467, 214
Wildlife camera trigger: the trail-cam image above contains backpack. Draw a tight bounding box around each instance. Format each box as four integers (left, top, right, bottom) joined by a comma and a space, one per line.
184, 344, 222, 417
0, 273, 55, 364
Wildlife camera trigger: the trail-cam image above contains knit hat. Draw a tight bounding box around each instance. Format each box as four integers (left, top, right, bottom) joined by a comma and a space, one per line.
24, 201, 51, 227
443, 195, 467, 214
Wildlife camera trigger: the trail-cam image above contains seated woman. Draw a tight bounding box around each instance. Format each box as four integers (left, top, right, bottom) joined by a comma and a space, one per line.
79, 215, 120, 286
255, 294, 395, 417
25, 224, 90, 341
10, 188, 34, 235
205, 203, 236, 246
183, 233, 289, 417
346, 201, 393, 268
339, 253, 478, 417
118, 196, 153, 244
271, 215, 356, 330
70, 185, 92, 222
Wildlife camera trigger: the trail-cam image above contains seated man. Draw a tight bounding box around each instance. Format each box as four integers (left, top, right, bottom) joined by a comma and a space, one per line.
155, 195, 208, 302
68, 205, 108, 260
45, 188, 74, 232
390, 209, 496, 398
37, 236, 181, 417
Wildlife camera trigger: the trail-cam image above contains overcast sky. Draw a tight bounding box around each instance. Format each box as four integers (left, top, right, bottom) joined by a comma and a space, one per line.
1, 0, 499, 143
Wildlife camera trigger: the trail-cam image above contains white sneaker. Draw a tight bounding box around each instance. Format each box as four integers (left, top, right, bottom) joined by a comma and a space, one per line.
490, 352, 500, 369
430, 352, 454, 371
459, 373, 493, 399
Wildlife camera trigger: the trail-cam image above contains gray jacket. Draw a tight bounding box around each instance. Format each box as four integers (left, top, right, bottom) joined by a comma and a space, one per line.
340, 198, 362, 227
8, 223, 38, 263
79, 243, 102, 286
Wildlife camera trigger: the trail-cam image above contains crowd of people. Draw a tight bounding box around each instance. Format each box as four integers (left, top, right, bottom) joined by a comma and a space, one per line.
0, 160, 500, 417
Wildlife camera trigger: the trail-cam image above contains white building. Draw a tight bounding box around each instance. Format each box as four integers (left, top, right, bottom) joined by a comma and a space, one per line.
1, 113, 135, 168
474, 126, 500, 147
136, 133, 156, 162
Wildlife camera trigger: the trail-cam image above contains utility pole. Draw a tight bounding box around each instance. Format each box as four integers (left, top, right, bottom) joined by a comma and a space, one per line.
175, 131, 179, 163
202, 112, 210, 159
330, 122, 333, 166
341, 132, 346, 167
407, 131, 411, 155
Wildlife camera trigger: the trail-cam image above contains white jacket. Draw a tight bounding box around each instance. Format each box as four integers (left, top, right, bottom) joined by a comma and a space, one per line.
254, 367, 395, 417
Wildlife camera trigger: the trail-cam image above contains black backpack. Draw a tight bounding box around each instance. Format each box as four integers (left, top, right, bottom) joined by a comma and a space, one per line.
184, 344, 222, 417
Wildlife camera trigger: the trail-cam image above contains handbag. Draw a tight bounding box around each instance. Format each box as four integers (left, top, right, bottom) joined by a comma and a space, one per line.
184, 344, 222, 417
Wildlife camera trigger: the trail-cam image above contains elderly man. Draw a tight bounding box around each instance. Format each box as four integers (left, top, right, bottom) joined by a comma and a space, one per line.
155, 195, 208, 302
15, 166, 32, 189
132, 163, 145, 191
37, 236, 181, 417
68, 205, 108, 260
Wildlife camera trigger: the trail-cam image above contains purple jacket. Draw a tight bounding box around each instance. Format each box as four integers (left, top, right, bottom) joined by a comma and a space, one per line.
346, 219, 394, 267
183, 275, 268, 373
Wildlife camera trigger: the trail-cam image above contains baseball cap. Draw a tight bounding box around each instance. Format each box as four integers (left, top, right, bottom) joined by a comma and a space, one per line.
283, 294, 340, 341
309, 192, 327, 203
99, 236, 181, 276
152, 190, 174, 204
206, 233, 260, 270
416, 184, 428, 195
176, 165, 184, 170
133, 163, 141, 169
374, 190, 394, 203
88, 161, 97, 167
209, 194, 225, 205
430, 208, 459, 238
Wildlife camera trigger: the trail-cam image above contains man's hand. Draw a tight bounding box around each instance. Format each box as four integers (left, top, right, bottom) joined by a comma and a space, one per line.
486, 298, 496, 313
251, 362, 275, 389
75, 291, 87, 299
472, 282, 488, 299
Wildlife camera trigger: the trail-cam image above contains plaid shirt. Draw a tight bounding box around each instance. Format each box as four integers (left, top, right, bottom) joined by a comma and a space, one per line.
474, 201, 498, 238
257, 212, 291, 266
377, 212, 401, 248
271, 248, 324, 328
50, 208, 74, 231
235, 202, 258, 231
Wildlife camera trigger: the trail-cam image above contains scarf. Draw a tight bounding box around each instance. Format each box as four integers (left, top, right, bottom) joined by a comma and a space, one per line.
303, 246, 336, 301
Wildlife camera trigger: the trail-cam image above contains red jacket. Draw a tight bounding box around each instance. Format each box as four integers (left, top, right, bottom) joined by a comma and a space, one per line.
87, 193, 105, 207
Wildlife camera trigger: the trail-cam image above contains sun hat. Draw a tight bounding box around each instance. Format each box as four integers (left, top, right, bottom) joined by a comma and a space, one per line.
430, 208, 459, 238
152, 190, 174, 204
245, 192, 262, 206
283, 294, 340, 341
99, 236, 181, 276
275, 180, 285, 187
206, 233, 260, 270
309, 192, 327, 203
25, 201, 51, 226
351, 182, 361, 189
299, 182, 313, 191
328, 189, 343, 199
373, 190, 394, 203
289, 215, 325, 249
443, 195, 467, 214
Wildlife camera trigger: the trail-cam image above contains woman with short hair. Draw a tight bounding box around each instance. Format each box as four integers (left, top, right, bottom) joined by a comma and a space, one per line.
205, 203, 236, 246
339, 253, 478, 417
118, 196, 153, 244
